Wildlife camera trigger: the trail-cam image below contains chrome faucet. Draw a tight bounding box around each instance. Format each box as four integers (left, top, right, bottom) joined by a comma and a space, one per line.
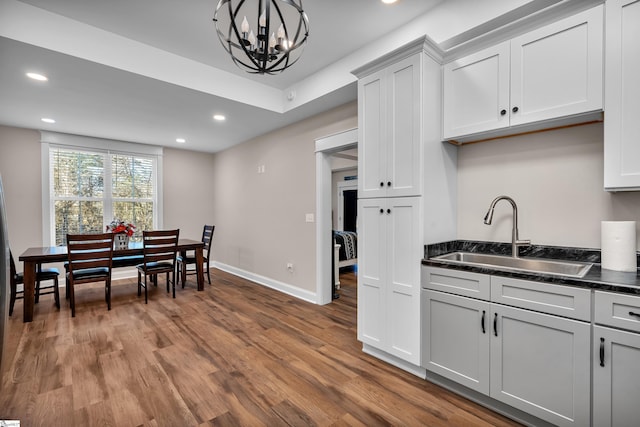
483, 196, 530, 258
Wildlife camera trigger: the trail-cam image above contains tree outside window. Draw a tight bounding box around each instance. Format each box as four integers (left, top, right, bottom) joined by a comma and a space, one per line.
51, 147, 156, 245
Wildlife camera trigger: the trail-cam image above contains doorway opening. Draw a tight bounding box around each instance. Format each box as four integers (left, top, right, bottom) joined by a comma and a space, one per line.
337, 181, 357, 232
314, 128, 357, 305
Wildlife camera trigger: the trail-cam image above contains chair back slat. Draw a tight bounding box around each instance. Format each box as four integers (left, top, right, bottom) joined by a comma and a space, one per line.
9, 249, 17, 279
142, 229, 179, 269
202, 225, 215, 253
66, 232, 115, 317
67, 233, 115, 272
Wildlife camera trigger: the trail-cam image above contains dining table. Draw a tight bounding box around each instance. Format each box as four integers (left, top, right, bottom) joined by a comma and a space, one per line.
18, 238, 205, 323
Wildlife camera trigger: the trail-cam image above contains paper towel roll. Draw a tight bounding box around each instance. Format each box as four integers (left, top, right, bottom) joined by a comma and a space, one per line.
601, 221, 637, 272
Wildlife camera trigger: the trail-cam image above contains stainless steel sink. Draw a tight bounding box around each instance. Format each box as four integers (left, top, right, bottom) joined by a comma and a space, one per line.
430, 252, 592, 278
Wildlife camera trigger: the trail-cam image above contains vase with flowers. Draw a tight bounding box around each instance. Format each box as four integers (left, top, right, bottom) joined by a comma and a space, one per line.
106, 219, 136, 250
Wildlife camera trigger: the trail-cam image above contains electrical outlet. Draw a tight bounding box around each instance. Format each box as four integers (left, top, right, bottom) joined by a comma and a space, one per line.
286, 263, 294, 272
305, 213, 314, 222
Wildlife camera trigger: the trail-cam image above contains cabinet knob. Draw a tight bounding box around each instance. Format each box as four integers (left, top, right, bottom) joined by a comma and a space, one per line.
512, 106, 519, 113
500, 109, 507, 116
387, 181, 391, 187
380, 182, 384, 187
379, 208, 384, 214
386, 209, 391, 214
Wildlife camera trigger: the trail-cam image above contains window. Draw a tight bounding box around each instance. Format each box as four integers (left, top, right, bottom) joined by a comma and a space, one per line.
45, 136, 161, 246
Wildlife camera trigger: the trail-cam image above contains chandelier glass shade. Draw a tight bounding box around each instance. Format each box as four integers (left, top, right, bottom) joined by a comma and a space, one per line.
213, 0, 309, 75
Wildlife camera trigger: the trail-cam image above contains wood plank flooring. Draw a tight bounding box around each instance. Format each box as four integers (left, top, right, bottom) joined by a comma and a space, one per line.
0, 268, 521, 426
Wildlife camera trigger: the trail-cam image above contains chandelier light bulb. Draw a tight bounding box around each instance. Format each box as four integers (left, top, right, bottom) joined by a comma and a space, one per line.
269, 33, 277, 50
248, 30, 256, 47
259, 10, 266, 27
277, 23, 285, 39
241, 16, 250, 33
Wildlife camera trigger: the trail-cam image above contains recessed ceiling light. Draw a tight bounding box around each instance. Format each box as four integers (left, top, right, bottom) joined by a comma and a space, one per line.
213, 114, 226, 121
26, 72, 48, 81
41, 118, 56, 123
381, 0, 397, 3
176, 138, 186, 143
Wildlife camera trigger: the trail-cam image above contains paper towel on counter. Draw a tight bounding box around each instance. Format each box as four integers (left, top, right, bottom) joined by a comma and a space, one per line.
601, 221, 637, 272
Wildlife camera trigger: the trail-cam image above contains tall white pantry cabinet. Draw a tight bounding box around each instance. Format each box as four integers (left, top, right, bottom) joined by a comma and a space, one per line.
352, 38, 457, 368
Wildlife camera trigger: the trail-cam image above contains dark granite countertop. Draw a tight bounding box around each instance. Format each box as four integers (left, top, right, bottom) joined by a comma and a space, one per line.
423, 240, 640, 296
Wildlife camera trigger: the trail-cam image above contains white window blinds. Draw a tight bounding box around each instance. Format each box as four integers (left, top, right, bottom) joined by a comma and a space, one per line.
48, 145, 158, 246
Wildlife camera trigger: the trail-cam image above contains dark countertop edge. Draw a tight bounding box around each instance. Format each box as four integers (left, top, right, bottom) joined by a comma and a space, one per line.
423, 240, 640, 296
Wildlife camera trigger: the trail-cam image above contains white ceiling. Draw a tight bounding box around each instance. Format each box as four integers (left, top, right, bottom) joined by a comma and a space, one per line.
0, 0, 568, 153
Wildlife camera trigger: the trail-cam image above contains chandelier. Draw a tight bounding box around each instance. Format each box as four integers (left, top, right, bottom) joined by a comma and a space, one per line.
213, 0, 309, 75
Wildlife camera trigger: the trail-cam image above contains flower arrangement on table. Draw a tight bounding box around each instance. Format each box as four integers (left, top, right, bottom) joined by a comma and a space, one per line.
106, 219, 136, 237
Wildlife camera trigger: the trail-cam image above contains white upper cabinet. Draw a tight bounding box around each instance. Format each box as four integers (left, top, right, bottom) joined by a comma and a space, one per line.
443, 42, 510, 138
443, 5, 603, 142
604, 0, 640, 191
358, 54, 422, 198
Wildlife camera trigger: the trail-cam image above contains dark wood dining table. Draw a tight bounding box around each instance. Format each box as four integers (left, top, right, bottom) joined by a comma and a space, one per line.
18, 238, 205, 323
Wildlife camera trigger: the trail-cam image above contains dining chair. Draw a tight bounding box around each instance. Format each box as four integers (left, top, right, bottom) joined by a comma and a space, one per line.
177, 224, 214, 287
9, 250, 60, 316
136, 229, 180, 303
66, 232, 115, 317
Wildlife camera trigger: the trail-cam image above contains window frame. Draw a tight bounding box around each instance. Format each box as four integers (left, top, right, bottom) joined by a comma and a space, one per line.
41, 131, 163, 246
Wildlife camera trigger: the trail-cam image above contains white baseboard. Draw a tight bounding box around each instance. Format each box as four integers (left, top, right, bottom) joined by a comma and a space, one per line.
112, 267, 138, 281
59, 264, 318, 305
212, 261, 318, 304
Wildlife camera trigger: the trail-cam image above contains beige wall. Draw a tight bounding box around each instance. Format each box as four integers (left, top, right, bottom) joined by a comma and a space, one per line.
0, 125, 216, 262
210, 102, 357, 293
457, 122, 640, 249
0, 126, 44, 259
162, 146, 217, 241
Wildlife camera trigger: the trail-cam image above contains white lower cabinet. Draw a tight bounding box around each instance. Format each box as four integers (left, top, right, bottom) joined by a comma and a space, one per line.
491, 304, 590, 426
422, 267, 591, 426
358, 197, 422, 365
593, 325, 640, 427
422, 290, 490, 394
592, 291, 640, 427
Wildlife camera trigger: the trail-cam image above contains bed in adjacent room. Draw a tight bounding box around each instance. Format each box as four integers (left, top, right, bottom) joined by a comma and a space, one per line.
334, 230, 357, 268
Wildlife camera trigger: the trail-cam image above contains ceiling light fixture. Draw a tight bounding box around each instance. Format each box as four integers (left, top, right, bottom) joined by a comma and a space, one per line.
213, 0, 309, 75
41, 118, 56, 123
176, 138, 186, 143
381, 0, 398, 3
213, 114, 226, 121
26, 72, 48, 81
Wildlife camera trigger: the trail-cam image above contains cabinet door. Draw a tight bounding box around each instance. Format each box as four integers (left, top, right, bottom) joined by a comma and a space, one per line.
422, 290, 490, 394
604, 0, 640, 190
358, 69, 387, 199
359, 55, 422, 198
593, 325, 640, 427
386, 54, 422, 197
510, 5, 603, 126
386, 197, 422, 364
443, 42, 510, 139
357, 198, 387, 347
490, 305, 590, 427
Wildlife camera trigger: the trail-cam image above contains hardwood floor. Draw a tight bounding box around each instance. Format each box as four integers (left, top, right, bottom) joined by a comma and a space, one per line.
0, 268, 521, 426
